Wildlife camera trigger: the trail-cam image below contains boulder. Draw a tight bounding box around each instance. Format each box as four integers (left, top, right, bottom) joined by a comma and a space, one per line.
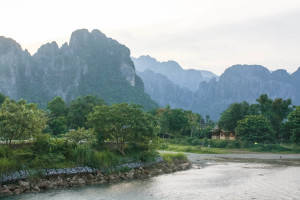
33, 186, 40, 192
77, 178, 86, 185
13, 188, 22, 195
1, 188, 13, 196
18, 180, 30, 190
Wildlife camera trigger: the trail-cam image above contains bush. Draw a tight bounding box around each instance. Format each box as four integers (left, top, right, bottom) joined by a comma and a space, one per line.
138, 151, 158, 162
92, 150, 121, 168
191, 139, 202, 146
0, 158, 19, 177
0, 146, 5, 158
162, 153, 187, 162
226, 141, 240, 148
71, 145, 93, 166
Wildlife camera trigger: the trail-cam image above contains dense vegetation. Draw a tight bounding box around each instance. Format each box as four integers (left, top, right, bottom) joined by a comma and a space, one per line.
0, 94, 159, 179
0, 92, 299, 180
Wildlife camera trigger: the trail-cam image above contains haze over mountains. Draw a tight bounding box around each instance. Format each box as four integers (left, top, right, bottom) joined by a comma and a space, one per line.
133, 56, 300, 120
0, 29, 157, 109
0, 29, 299, 120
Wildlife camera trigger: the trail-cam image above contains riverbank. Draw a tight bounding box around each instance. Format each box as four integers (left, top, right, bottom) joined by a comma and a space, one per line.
0, 158, 191, 196
183, 152, 300, 167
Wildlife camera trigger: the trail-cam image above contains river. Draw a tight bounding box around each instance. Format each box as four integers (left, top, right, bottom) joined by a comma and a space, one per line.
3, 153, 300, 200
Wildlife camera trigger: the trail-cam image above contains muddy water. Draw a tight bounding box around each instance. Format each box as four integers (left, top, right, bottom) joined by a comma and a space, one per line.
3, 154, 300, 200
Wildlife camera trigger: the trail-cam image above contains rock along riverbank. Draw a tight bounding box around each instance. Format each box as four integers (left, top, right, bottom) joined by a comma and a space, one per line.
0, 158, 191, 196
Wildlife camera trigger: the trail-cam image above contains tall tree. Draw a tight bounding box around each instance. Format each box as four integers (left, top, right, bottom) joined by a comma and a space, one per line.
218, 102, 253, 133
88, 103, 155, 155
235, 115, 275, 143
257, 94, 293, 138
284, 106, 300, 144
47, 97, 69, 135
0, 99, 47, 145
68, 95, 105, 129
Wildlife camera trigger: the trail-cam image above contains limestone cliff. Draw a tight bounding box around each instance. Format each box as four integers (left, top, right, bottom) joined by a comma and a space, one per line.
0, 30, 157, 109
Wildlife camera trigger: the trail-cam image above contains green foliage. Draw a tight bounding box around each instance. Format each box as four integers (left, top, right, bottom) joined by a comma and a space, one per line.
0, 158, 19, 177
88, 103, 156, 155
71, 144, 93, 166
68, 95, 105, 129
0, 93, 6, 106
162, 153, 187, 162
65, 127, 96, 145
0, 98, 48, 145
257, 94, 293, 138
32, 134, 52, 155
91, 150, 121, 168
235, 115, 275, 143
0, 146, 5, 158
219, 102, 255, 133
284, 106, 300, 144
47, 97, 68, 117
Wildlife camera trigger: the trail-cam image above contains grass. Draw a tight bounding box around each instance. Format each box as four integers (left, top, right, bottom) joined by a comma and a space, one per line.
160, 144, 228, 154
161, 152, 187, 162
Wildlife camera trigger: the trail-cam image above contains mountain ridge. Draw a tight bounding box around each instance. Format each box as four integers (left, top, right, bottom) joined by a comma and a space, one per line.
0, 29, 157, 110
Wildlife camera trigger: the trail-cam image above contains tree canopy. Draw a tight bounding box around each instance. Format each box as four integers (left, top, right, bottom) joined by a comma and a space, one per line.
0, 98, 47, 145
235, 115, 275, 143
88, 103, 155, 155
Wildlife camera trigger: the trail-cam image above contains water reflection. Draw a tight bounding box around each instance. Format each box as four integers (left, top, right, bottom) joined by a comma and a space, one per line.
3, 162, 300, 200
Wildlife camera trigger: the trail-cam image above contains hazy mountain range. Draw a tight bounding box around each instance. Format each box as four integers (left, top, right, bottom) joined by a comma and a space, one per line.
133, 56, 300, 120
0, 29, 299, 120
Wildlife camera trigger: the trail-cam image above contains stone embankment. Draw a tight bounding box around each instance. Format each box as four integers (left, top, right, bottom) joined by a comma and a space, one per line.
0, 159, 191, 196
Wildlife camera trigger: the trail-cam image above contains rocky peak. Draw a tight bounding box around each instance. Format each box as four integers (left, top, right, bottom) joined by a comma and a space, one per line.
220, 65, 271, 81
0, 36, 24, 56
34, 41, 59, 59
69, 29, 91, 50
271, 69, 291, 82
291, 67, 300, 80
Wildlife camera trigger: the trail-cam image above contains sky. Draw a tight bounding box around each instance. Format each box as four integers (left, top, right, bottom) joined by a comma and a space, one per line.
1, 0, 300, 75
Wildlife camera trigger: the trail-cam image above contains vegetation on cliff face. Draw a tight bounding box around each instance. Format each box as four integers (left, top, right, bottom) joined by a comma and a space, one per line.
0, 29, 157, 110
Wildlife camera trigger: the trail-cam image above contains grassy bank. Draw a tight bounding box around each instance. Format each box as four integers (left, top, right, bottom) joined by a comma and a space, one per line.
158, 138, 300, 154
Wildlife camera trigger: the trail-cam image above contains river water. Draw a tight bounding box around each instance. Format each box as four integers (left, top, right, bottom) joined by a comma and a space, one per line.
3, 154, 300, 200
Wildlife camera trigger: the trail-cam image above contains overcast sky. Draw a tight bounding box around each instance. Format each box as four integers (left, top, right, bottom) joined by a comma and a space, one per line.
1, 0, 300, 75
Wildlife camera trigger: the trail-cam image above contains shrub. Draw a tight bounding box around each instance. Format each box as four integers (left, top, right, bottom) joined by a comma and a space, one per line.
0, 146, 5, 158
162, 153, 187, 162
0, 158, 19, 177
92, 150, 121, 168
71, 144, 93, 166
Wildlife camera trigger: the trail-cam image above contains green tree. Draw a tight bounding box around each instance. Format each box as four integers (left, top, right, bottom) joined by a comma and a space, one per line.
167, 109, 189, 138
284, 106, 300, 144
235, 115, 275, 143
47, 97, 68, 117
185, 111, 202, 138
68, 95, 105, 129
47, 97, 69, 135
65, 127, 96, 144
0, 93, 6, 106
0, 99, 47, 145
88, 103, 155, 155
219, 102, 253, 133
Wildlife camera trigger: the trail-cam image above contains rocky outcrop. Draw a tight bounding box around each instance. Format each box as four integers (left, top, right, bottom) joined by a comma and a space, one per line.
0, 159, 191, 196
0, 30, 157, 109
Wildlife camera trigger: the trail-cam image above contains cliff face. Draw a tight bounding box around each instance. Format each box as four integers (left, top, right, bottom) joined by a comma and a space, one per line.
135, 59, 300, 120
192, 65, 298, 119
137, 70, 193, 109
0, 37, 32, 99
0, 29, 157, 109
